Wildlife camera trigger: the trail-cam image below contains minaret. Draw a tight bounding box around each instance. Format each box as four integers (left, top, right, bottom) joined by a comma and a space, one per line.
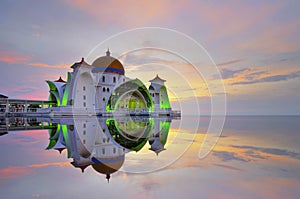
149, 75, 171, 112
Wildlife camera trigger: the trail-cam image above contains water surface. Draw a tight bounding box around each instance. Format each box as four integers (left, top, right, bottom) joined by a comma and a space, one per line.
0, 116, 299, 199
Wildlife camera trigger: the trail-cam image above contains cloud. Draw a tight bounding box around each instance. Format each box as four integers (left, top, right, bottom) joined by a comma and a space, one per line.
231, 70, 300, 85
0, 162, 70, 180
212, 151, 248, 162
231, 145, 300, 160
64, 0, 183, 27
0, 50, 69, 69
0, 167, 30, 179
190, 1, 281, 39
11, 135, 37, 144
219, 68, 248, 79
0, 51, 29, 64
213, 163, 242, 171
218, 65, 300, 86
28, 62, 69, 69
32, 33, 41, 37
238, 19, 300, 53
217, 59, 244, 67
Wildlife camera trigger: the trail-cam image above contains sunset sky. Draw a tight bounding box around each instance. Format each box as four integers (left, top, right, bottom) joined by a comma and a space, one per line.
0, 0, 299, 115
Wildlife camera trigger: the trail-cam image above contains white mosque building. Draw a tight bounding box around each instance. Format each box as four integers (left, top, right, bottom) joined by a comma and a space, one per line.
45, 116, 171, 181
45, 50, 179, 117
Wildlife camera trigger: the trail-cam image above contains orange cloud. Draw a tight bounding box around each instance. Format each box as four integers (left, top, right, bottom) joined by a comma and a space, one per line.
28, 162, 70, 168
0, 51, 29, 64
28, 62, 70, 69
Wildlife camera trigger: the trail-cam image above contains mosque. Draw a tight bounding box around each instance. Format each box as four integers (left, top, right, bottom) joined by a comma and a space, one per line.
46, 116, 171, 182
45, 49, 179, 117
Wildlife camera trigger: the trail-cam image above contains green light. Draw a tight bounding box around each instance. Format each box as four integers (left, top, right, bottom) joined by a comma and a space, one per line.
106, 79, 154, 112
46, 81, 57, 91
46, 139, 57, 150
159, 86, 171, 109
105, 118, 153, 152
159, 121, 171, 145
62, 72, 71, 106
61, 124, 71, 158
46, 124, 60, 149
50, 91, 61, 106
46, 81, 61, 106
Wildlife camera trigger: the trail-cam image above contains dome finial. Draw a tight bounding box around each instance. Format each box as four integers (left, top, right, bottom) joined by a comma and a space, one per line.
106, 48, 110, 56
106, 173, 111, 183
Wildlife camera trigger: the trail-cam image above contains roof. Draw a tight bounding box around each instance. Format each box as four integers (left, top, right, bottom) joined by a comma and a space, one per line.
0, 94, 8, 99
91, 50, 125, 75
71, 57, 90, 69
149, 75, 166, 84
54, 76, 66, 83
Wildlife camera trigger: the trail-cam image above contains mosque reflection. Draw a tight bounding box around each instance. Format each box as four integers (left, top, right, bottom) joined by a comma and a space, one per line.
0, 116, 172, 182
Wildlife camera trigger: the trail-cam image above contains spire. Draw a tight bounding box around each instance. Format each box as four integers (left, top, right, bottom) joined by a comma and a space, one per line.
106, 48, 111, 56
106, 173, 111, 183
54, 76, 66, 83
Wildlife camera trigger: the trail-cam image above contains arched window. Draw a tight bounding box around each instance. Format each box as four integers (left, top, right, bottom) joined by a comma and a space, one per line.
107, 87, 110, 92
102, 76, 105, 82
113, 77, 116, 83
103, 87, 105, 92
103, 97, 105, 102
149, 85, 154, 90
83, 86, 86, 91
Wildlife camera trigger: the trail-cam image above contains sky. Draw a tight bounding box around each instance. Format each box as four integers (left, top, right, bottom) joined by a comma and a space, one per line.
0, 0, 300, 115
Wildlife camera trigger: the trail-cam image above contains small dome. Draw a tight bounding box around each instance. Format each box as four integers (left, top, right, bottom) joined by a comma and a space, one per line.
92, 49, 125, 75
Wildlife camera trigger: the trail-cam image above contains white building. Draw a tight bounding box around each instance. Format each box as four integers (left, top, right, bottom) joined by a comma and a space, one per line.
45, 50, 177, 117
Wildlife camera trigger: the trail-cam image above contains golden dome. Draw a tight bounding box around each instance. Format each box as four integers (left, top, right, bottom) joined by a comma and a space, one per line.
92, 49, 125, 75
91, 156, 125, 175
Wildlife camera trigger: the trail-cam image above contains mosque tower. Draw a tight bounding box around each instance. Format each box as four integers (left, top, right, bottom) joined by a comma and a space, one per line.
149, 75, 171, 113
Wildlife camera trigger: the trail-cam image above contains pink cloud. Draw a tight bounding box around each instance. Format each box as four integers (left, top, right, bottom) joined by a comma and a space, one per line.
0, 51, 30, 64
64, 0, 184, 26
0, 167, 29, 179
238, 20, 300, 53
0, 50, 69, 69
1, 85, 48, 100
189, 1, 281, 39
0, 162, 70, 180
32, 33, 41, 37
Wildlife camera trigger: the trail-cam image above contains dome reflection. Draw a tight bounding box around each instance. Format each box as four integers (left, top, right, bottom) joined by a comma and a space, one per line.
44, 116, 172, 181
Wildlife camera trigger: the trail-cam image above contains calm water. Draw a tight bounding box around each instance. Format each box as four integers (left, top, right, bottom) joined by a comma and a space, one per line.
0, 116, 299, 199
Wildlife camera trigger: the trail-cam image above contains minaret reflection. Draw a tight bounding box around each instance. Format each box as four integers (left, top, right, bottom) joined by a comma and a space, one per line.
149, 118, 171, 155
46, 116, 172, 181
